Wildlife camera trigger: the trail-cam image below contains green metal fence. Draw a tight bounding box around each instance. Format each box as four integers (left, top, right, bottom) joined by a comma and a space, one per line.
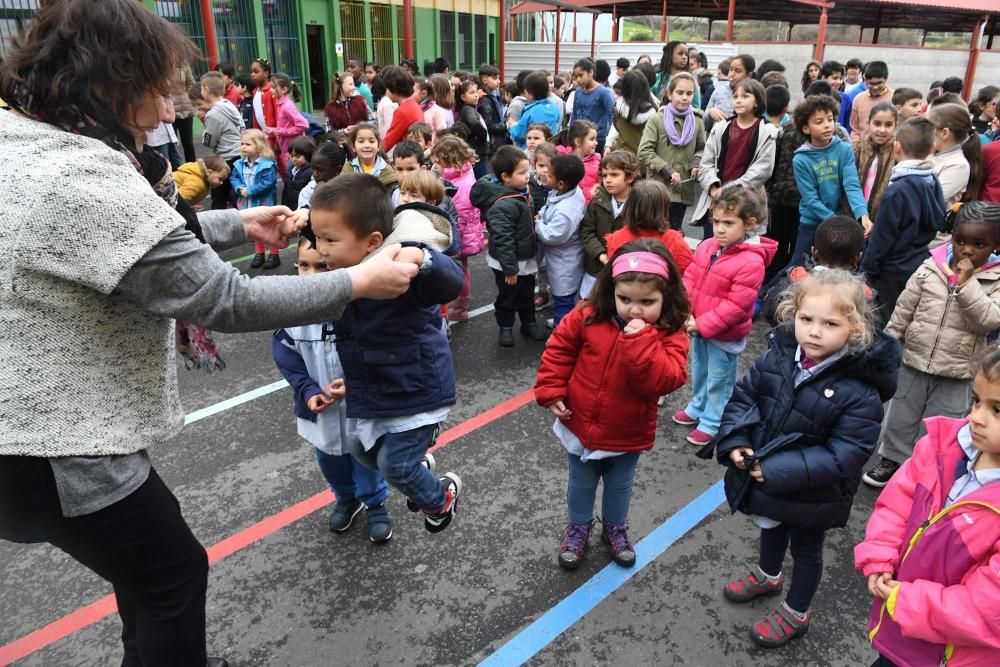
213, 0, 259, 74
263, 0, 302, 81
0, 0, 38, 59
156, 0, 209, 75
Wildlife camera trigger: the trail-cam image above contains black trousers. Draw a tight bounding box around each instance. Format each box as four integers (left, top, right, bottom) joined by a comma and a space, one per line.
764, 204, 801, 283
870, 275, 907, 330
173, 116, 197, 164
0, 456, 209, 667
668, 202, 687, 231
492, 269, 536, 328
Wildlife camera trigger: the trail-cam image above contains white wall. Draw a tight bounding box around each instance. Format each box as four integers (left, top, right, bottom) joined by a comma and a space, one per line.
825, 44, 970, 96
972, 50, 1000, 95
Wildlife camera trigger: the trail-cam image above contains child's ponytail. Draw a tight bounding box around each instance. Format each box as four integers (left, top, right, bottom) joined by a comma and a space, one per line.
272, 72, 301, 103
930, 102, 984, 201
555, 119, 597, 148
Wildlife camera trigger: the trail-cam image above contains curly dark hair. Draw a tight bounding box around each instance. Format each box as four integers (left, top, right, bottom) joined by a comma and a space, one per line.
793, 94, 840, 134
0, 0, 198, 134
585, 238, 689, 332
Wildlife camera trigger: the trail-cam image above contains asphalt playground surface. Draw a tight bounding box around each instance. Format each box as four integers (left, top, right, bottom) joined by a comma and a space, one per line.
1, 233, 890, 667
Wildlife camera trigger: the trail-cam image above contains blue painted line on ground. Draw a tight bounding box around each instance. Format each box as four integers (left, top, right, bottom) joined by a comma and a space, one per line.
478, 479, 726, 667
184, 380, 290, 425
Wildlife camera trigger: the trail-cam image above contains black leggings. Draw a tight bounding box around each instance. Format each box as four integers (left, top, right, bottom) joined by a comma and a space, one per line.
0, 456, 209, 666
492, 269, 536, 328
173, 116, 197, 164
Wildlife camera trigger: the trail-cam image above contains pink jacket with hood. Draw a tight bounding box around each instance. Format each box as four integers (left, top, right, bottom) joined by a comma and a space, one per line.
556, 145, 601, 206
272, 95, 308, 156
682, 235, 777, 341
441, 165, 485, 257
855, 417, 1000, 667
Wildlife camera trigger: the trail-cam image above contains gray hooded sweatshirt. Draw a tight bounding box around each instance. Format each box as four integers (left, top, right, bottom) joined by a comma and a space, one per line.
203, 99, 244, 159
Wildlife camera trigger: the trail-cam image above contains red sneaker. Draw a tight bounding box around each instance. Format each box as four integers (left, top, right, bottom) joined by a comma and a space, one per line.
750, 605, 810, 648
686, 429, 714, 446
723, 571, 784, 603
672, 410, 699, 426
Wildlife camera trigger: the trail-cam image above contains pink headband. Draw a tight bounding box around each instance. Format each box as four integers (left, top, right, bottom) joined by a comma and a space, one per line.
611, 252, 671, 280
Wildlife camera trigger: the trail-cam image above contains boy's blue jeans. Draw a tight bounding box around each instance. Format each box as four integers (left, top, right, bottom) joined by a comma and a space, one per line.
348, 424, 445, 512
567, 451, 641, 525
314, 449, 389, 508
684, 334, 740, 436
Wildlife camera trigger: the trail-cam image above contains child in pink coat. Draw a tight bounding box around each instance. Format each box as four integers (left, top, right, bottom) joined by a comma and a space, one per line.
556, 120, 601, 205
266, 73, 308, 182
432, 136, 485, 321
674, 183, 776, 446
855, 348, 1000, 667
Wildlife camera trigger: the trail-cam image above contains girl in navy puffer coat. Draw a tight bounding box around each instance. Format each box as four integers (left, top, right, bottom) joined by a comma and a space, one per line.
697, 269, 900, 649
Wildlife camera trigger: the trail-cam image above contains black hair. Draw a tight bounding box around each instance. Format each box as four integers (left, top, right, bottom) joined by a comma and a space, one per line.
432, 57, 451, 74
732, 54, 757, 79
392, 140, 428, 166
733, 79, 766, 116
793, 94, 840, 133
616, 57, 630, 69
523, 71, 550, 101
971, 85, 1000, 117
479, 64, 501, 78
271, 72, 301, 103
503, 81, 519, 98
754, 58, 783, 80
381, 65, 414, 97
235, 74, 254, 92
289, 135, 317, 161
868, 101, 898, 121
0, 0, 198, 135
635, 62, 657, 88
555, 119, 598, 149
892, 87, 922, 106
253, 58, 272, 76
550, 154, 586, 190
820, 60, 845, 78
845, 58, 864, 71
804, 79, 835, 98
865, 61, 888, 80
895, 116, 936, 160
954, 201, 1000, 241
765, 84, 791, 116
941, 76, 964, 94
595, 59, 611, 84
553, 76, 565, 89
515, 70, 531, 92
215, 62, 236, 78
400, 58, 419, 75
585, 238, 689, 332
620, 70, 654, 121
491, 145, 528, 178
312, 139, 347, 169
311, 173, 393, 237
659, 41, 687, 75
813, 215, 864, 268
574, 58, 596, 73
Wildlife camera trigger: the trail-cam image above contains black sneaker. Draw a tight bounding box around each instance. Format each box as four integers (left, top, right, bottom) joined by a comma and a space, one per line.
249, 252, 265, 268
498, 327, 514, 347
406, 452, 437, 512
366, 503, 393, 543
863, 458, 900, 488
520, 321, 549, 341
423, 472, 462, 533
263, 253, 281, 270
328, 498, 363, 532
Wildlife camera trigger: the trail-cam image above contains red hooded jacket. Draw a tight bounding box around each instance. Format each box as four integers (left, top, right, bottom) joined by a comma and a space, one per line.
535, 304, 689, 452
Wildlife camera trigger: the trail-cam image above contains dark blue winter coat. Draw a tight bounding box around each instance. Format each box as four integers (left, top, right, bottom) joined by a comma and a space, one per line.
697, 325, 901, 530
334, 243, 463, 419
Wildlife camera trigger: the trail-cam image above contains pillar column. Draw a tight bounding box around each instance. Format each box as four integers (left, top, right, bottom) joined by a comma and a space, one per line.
659, 0, 667, 41
814, 7, 828, 61
963, 16, 986, 103
725, 0, 735, 42
554, 8, 561, 74
199, 0, 220, 69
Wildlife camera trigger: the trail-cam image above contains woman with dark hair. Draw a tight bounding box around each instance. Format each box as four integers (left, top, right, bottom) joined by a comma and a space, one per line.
800, 60, 822, 94
652, 41, 700, 108
0, 2, 418, 664
612, 70, 658, 155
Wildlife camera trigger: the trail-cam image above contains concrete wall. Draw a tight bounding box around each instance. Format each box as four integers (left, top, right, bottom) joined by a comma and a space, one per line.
825, 43, 970, 96
972, 50, 1000, 95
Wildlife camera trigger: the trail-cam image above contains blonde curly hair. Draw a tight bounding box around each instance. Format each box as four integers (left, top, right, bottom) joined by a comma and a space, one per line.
774, 268, 876, 352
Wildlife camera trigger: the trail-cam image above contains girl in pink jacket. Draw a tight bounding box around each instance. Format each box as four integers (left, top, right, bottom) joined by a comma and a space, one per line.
674, 183, 777, 446
431, 136, 485, 322
266, 72, 308, 183
556, 120, 601, 205
855, 348, 1000, 667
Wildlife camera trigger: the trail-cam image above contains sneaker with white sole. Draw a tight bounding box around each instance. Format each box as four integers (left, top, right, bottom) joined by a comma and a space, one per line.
862, 457, 900, 488
423, 472, 462, 533
672, 410, 699, 426
365, 503, 393, 543
328, 498, 363, 533
686, 429, 714, 446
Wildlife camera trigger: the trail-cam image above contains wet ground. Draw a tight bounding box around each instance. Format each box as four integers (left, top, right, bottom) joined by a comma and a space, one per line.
1, 234, 888, 667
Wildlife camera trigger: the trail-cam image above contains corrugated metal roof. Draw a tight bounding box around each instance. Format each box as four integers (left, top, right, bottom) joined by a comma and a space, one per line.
859, 0, 998, 11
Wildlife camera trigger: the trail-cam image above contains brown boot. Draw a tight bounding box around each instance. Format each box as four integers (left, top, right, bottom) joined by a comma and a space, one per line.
447, 296, 470, 322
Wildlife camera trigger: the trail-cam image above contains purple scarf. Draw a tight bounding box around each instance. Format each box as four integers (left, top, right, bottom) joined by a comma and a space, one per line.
664, 103, 695, 147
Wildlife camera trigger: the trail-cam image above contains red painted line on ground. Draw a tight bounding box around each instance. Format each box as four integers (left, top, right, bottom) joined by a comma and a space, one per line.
0, 389, 536, 666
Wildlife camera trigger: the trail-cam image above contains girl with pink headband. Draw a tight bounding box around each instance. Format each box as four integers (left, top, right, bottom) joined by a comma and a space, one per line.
535, 238, 690, 570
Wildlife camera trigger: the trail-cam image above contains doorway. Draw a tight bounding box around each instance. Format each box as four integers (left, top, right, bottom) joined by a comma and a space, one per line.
306, 25, 328, 110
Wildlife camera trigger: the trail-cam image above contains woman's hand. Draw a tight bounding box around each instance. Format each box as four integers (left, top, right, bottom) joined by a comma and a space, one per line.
240, 205, 300, 248
346, 244, 419, 299
548, 400, 572, 419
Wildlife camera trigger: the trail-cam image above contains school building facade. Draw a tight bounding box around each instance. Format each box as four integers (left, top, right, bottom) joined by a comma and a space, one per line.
0, 0, 501, 111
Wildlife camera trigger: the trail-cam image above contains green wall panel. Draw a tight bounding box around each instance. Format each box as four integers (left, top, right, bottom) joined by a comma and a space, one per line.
413, 7, 439, 69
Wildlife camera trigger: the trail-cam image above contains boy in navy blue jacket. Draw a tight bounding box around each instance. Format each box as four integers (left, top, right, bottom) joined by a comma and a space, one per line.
859, 116, 946, 326
309, 173, 465, 533
271, 234, 393, 542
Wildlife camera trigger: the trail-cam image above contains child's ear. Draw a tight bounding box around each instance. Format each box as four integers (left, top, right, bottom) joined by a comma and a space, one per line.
811, 247, 820, 262
745, 217, 758, 230
366, 231, 384, 253
854, 250, 864, 266
626, 173, 638, 185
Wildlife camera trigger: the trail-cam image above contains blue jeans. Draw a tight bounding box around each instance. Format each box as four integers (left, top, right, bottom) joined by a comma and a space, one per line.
684, 334, 739, 435
567, 451, 641, 525
473, 158, 492, 179
552, 293, 576, 329
314, 449, 389, 508
759, 523, 826, 613
787, 223, 818, 269
348, 424, 445, 511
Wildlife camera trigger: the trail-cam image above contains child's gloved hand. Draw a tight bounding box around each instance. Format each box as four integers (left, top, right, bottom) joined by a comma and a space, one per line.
548, 400, 572, 420
623, 319, 647, 334
307, 393, 334, 414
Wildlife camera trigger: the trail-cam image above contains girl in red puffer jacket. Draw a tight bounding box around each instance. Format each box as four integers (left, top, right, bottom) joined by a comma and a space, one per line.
535, 238, 690, 570
674, 183, 777, 446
